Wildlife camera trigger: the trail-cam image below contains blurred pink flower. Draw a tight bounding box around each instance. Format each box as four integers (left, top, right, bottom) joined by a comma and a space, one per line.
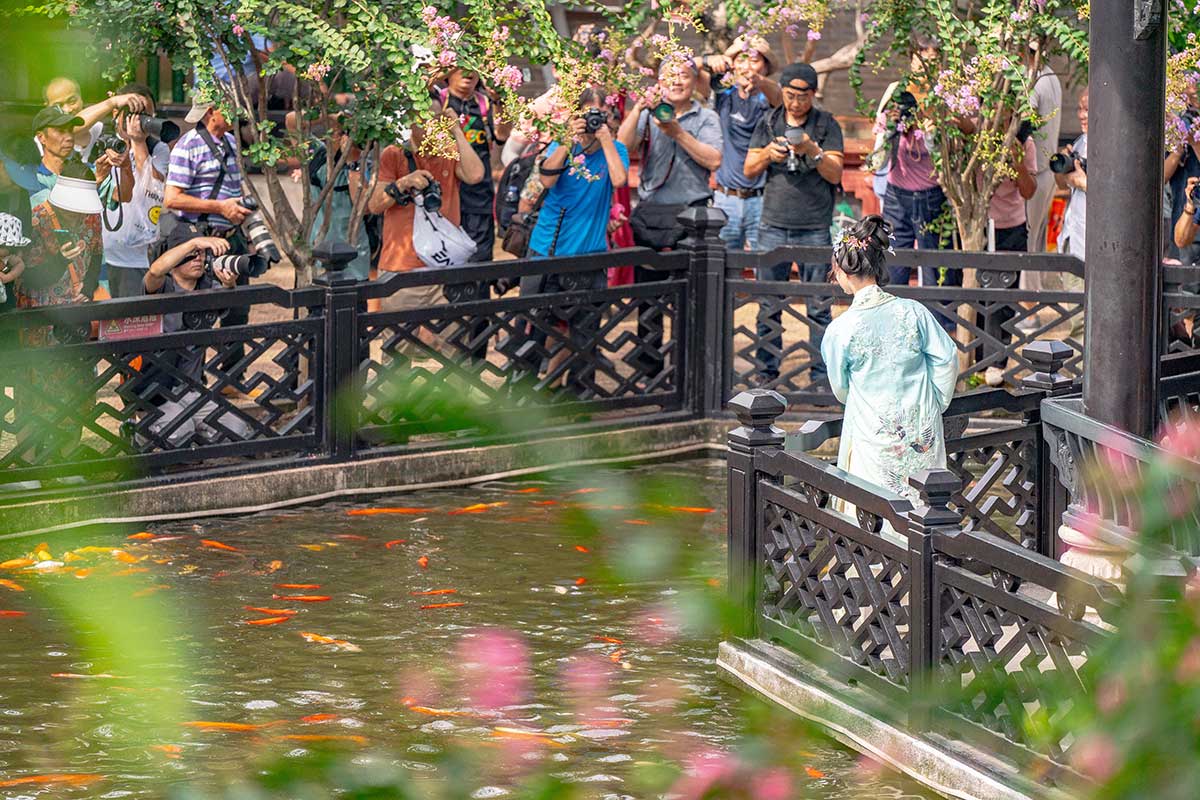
1070, 733, 1121, 782
751, 767, 793, 800
231, 24, 245, 36
1176, 638, 1200, 683
459, 629, 529, 711
669, 749, 740, 799
807, 29, 822, 41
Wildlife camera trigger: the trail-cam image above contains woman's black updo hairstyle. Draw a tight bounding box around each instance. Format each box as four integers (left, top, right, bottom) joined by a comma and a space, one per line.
832, 214, 893, 286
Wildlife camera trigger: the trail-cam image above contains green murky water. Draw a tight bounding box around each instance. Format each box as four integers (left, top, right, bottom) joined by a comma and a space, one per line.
0, 459, 934, 798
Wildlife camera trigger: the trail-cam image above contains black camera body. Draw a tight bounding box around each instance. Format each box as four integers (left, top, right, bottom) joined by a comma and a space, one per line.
1049, 151, 1086, 175
894, 90, 918, 124
386, 177, 443, 214
95, 131, 128, 155
583, 108, 608, 134
1016, 119, 1034, 145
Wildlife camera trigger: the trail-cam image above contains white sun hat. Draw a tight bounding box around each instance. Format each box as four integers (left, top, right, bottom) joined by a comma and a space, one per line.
48, 175, 103, 215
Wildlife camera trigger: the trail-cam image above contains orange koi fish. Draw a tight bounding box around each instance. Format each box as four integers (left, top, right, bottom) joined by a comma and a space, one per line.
574, 545, 590, 554
52, 673, 116, 679
410, 589, 457, 596
275, 583, 321, 589
0, 558, 35, 569
0, 579, 25, 592
73, 568, 92, 579
200, 539, 240, 552
272, 595, 332, 602
300, 713, 338, 723
594, 636, 623, 644
574, 577, 587, 586
668, 506, 716, 514
571, 488, 603, 495
244, 616, 292, 626
298, 544, 325, 551
182, 720, 285, 732
417, 556, 429, 569
419, 602, 465, 610
0, 774, 104, 789
406, 705, 474, 717
299, 632, 361, 652
609, 649, 626, 663
491, 727, 565, 747
127, 532, 156, 540
384, 539, 408, 548
515, 487, 542, 494
532, 500, 559, 507
0, 610, 27, 617
346, 507, 431, 516
334, 534, 370, 541
266, 560, 284, 573
244, 607, 298, 616
448, 502, 507, 515
275, 734, 367, 745
624, 519, 650, 526
132, 584, 170, 598
805, 767, 826, 779
151, 744, 182, 758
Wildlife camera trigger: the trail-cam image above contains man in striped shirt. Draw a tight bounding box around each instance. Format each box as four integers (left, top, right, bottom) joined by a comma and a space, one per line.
164, 99, 254, 392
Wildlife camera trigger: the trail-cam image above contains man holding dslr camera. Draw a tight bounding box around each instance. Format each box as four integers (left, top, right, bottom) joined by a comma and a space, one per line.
744, 62, 844, 385
137, 227, 252, 446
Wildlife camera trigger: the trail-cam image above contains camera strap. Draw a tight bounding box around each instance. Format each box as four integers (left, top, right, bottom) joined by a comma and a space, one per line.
196, 125, 232, 227
638, 112, 677, 199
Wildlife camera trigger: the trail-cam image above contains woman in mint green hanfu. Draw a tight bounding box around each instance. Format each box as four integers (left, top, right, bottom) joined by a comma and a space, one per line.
820, 215, 958, 505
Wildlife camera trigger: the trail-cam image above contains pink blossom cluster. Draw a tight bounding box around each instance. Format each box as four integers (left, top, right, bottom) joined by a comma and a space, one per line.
491, 64, 524, 91
421, 5, 463, 62
304, 62, 331, 82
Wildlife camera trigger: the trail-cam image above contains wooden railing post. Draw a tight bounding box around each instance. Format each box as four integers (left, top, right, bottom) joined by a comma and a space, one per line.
726, 389, 786, 637
1022, 340, 1075, 558
906, 468, 963, 730
679, 206, 728, 418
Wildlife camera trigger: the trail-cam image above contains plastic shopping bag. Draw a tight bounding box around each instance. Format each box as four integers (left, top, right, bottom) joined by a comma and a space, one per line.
412, 207, 477, 268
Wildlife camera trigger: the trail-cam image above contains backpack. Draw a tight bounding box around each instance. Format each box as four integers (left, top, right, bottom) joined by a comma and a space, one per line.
495, 146, 539, 234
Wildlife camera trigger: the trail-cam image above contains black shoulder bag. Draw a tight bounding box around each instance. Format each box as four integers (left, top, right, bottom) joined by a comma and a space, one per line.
628, 114, 692, 251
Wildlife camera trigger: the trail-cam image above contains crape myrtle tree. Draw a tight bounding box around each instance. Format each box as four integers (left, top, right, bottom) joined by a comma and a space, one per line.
850, 0, 1089, 254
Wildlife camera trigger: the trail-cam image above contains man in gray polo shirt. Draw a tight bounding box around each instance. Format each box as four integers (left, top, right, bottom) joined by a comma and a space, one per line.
618, 56, 722, 375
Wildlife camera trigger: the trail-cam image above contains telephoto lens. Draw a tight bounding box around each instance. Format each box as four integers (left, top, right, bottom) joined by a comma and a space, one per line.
583, 108, 608, 133
138, 115, 180, 142
1048, 153, 1073, 174
205, 252, 266, 280
237, 196, 281, 264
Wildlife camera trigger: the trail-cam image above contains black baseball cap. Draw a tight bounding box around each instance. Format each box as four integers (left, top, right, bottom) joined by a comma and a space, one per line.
32, 105, 84, 133
166, 223, 205, 250
780, 63, 819, 92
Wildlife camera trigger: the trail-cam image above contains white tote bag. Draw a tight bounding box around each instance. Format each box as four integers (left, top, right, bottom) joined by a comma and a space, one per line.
412, 207, 477, 268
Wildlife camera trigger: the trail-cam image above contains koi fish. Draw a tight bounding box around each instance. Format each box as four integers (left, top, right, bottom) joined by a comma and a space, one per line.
299, 632, 361, 652
384, 539, 408, 548
244, 607, 297, 616
417, 556, 429, 569
419, 602, 465, 610
334, 534, 370, 541
406, 705, 474, 717
532, 500, 559, 507
151, 744, 182, 758
0, 610, 27, 617
668, 506, 716, 514
0, 558, 34, 569
275, 734, 367, 745
300, 713, 338, 723
515, 487, 542, 494
298, 544, 325, 551
266, 560, 284, 573
448, 502, 507, 515
244, 616, 292, 626
0, 774, 104, 789
574, 545, 590, 554
575, 577, 587, 586
127, 532, 156, 541
275, 583, 321, 589
346, 508, 431, 516
571, 488, 603, 495
623, 519, 650, 526
132, 584, 170, 598
182, 720, 285, 732
73, 568, 92, 579
272, 595, 332, 602
491, 727, 565, 747
409, 589, 457, 596
52, 673, 116, 679
593, 636, 623, 644
0, 579, 24, 592
805, 767, 826, 779
609, 649, 626, 663
201, 539, 240, 552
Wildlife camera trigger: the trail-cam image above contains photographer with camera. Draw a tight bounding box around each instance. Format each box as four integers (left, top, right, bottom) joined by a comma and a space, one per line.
138, 227, 252, 447
517, 88, 628, 395
30, 105, 132, 213
368, 100, 484, 314
1167, 86, 1200, 264
699, 36, 781, 252
102, 83, 177, 298
1054, 88, 1087, 263
743, 62, 844, 385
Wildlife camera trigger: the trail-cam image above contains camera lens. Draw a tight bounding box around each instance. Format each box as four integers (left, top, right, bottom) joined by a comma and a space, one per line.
1049, 153, 1071, 174
138, 115, 180, 142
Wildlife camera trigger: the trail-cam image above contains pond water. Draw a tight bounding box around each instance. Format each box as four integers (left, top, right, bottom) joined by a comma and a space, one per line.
0, 459, 934, 798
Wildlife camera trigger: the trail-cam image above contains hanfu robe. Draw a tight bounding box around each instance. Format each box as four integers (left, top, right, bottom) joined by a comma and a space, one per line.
820, 284, 958, 504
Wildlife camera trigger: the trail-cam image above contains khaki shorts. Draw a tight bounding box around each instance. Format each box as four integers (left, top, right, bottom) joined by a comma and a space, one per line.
378, 282, 451, 359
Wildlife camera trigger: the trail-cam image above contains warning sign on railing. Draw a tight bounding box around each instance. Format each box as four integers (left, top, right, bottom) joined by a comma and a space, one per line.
98, 315, 164, 341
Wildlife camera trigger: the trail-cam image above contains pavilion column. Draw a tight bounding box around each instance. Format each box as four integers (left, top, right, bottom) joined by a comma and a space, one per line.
1082, 0, 1166, 439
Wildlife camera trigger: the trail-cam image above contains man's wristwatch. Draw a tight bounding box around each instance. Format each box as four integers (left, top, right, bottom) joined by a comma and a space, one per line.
812, 150, 824, 163
384, 181, 407, 204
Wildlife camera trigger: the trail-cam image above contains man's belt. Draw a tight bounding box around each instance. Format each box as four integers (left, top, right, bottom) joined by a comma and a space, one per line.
716, 185, 763, 199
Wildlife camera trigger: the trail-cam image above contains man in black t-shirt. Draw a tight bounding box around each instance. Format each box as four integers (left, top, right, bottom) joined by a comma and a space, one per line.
440, 69, 511, 263
744, 63, 845, 385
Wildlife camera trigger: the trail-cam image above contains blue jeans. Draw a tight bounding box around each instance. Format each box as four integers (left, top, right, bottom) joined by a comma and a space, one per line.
754, 225, 832, 383
883, 184, 957, 330
713, 191, 763, 251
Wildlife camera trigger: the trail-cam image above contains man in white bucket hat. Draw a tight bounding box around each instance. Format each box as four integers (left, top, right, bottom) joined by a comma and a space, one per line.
0, 212, 31, 307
